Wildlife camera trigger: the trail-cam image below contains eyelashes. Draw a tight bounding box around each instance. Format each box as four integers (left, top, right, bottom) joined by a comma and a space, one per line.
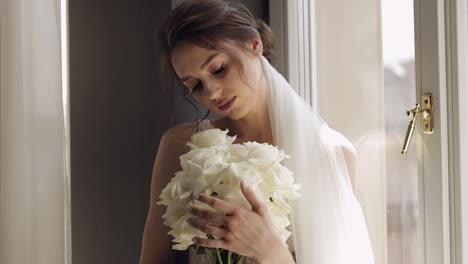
191, 64, 226, 93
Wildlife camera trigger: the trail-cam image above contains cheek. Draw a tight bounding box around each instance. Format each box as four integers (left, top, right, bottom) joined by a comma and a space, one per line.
227, 68, 257, 96
191, 92, 217, 111
246, 64, 262, 88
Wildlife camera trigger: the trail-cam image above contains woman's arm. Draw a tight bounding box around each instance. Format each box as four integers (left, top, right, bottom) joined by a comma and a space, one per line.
139, 124, 192, 264
341, 143, 357, 194
257, 239, 295, 264
326, 127, 357, 194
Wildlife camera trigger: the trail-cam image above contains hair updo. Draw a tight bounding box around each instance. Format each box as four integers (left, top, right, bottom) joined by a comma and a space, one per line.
158, 0, 275, 127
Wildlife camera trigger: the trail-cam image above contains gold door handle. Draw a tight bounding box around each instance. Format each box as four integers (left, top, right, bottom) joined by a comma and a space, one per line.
401, 93, 434, 154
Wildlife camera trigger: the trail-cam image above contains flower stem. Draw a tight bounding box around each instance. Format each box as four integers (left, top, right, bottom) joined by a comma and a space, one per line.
235, 255, 243, 264
204, 248, 215, 263
215, 248, 223, 264
227, 251, 232, 264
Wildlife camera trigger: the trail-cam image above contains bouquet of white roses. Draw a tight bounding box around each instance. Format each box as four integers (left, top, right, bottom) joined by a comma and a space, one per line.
157, 128, 301, 263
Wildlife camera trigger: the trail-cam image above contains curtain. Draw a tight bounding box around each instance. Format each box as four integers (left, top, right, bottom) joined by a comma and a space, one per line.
0, 0, 70, 263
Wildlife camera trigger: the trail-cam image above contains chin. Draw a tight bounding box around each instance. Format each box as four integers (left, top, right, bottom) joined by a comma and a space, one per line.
227, 108, 249, 121
228, 115, 242, 121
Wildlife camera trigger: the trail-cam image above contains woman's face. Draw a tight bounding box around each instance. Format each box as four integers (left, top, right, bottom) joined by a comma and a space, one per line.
170, 40, 264, 120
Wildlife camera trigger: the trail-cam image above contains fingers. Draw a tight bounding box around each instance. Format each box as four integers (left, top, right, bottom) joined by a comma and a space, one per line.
240, 180, 267, 216
187, 205, 229, 227
192, 236, 230, 250
193, 192, 237, 215
187, 218, 235, 241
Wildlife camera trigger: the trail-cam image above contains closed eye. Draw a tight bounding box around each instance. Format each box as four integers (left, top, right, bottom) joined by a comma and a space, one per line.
213, 64, 225, 75
191, 64, 226, 93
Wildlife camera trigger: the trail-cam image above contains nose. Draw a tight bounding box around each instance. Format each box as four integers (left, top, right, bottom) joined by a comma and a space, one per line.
205, 83, 223, 103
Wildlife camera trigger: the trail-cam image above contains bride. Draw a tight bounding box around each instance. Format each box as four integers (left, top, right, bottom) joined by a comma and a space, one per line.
140, 0, 375, 263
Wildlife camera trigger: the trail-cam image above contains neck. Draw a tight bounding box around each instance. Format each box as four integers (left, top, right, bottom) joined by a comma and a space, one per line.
230, 109, 272, 144
227, 73, 273, 144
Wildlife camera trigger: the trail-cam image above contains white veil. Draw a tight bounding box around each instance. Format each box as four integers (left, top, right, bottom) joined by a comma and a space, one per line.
260, 55, 375, 264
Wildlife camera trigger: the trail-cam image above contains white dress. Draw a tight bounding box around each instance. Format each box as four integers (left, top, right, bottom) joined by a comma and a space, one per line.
188, 119, 296, 264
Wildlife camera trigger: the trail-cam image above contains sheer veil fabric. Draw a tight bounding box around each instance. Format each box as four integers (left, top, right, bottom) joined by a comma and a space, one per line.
260, 55, 375, 264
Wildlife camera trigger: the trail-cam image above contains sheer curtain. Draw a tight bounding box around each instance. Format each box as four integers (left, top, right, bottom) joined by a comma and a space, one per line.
0, 0, 70, 263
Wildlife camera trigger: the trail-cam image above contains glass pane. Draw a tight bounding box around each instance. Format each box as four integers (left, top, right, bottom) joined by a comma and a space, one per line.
314, 0, 423, 263
381, 0, 422, 263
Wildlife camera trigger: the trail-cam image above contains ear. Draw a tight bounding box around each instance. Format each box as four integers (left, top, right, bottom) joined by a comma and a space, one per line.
248, 37, 263, 55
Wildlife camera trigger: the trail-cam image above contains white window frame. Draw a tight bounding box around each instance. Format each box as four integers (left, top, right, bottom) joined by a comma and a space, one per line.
269, 0, 317, 110
445, 0, 468, 262
413, 0, 451, 262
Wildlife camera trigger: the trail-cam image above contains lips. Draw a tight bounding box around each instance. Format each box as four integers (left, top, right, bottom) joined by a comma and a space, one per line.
217, 96, 236, 111
217, 97, 235, 108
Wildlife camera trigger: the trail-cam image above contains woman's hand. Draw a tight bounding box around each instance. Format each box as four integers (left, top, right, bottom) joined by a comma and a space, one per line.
186, 180, 294, 263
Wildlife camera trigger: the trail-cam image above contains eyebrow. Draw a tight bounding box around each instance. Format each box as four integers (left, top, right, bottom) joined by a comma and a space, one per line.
180, 53, 220, 82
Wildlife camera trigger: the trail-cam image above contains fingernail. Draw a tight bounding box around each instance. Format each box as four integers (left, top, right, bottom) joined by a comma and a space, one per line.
241, 180, 248, 188
192, 193, 199, 200
192, 238, 198, 243
186, 207, 193, 212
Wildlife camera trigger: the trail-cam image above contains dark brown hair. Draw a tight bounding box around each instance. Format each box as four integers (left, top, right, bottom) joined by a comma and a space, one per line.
158, 0, 275, 130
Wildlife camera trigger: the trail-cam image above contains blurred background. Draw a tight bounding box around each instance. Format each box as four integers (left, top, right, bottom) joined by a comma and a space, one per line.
69, 1, 267, 263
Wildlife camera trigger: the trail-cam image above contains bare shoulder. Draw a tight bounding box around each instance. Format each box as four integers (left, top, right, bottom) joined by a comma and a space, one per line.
162, 122, 196, 147
149, 122, 196, 203
157, 122, 198, 166
141, 123, 197, 263
163, 119, 224, 142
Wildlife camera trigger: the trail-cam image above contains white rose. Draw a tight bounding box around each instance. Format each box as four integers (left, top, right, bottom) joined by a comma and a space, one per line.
158, 172, 190, 203
244, 141, 290, 166
161, 196, 191, 226
227, 144, 249, 162
187, 128, 236, 149
229, 162, 263, 185
213, 184, 251, 210
179, 148, 204, 171
168, 200, 220, 250
182, 166, 229, 195
158, 128, 301, 250
169, 214, 206, 250
180, 148, 216, 172
261, 164, 301, 200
